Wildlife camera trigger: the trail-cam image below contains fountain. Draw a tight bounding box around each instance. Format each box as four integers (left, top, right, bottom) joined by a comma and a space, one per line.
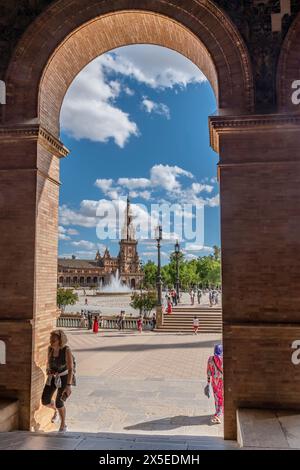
96, 270, 132, 296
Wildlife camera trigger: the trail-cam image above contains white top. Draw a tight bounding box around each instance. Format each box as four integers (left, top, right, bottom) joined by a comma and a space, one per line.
193, 318, 199, 326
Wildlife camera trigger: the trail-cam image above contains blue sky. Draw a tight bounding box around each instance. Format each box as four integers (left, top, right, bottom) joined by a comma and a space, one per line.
58, 45, 220, 264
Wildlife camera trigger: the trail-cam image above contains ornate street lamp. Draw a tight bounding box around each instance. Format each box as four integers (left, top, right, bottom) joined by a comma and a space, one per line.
139, 260, 144, 293
175, 240, 180, 303
155, 226, 163, 307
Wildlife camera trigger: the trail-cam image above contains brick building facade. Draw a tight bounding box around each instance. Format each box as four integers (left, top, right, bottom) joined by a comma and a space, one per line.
58, 198, 143, 289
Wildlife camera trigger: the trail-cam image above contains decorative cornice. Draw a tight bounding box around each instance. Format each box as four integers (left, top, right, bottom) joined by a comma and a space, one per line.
0, 124, 69, 158
209, 114, 300, 153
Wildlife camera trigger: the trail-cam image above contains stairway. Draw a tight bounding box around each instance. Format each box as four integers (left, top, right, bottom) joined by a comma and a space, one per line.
155, 307, 222, 334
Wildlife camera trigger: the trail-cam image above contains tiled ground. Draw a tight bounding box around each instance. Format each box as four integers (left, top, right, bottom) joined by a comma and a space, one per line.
64, 329, 224, 438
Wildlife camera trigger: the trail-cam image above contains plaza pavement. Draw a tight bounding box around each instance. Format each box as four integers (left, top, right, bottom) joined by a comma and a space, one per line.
65, 329, 224, 438
1, 329, 239, 450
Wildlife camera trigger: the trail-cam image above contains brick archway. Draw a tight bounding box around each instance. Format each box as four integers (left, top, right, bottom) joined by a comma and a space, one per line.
4, 0, 254, 133
277, 11, 300, 113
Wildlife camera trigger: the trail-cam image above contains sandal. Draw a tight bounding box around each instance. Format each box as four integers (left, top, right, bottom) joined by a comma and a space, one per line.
211, 416, 221, 424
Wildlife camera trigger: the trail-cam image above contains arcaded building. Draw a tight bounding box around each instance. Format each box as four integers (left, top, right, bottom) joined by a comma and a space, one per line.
58, 198, 143, 289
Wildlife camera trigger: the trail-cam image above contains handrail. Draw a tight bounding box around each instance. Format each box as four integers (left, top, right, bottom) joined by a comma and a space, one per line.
56, 316, 153, 330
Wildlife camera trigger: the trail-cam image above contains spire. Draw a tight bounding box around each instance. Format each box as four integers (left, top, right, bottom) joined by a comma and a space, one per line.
122, 196, 136, 241
95, 250, 101, 261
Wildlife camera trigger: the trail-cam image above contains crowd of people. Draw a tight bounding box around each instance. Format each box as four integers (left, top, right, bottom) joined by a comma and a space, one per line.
189, 287, 221, 307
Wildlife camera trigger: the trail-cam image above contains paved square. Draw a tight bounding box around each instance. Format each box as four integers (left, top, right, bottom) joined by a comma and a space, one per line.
62, 329, 223, 439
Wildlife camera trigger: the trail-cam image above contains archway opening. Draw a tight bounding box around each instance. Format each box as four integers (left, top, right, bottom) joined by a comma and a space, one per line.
57, 42, 222, 438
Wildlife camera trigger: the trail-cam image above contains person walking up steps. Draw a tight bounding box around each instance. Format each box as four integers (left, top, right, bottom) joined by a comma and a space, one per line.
41, 330, 75, 433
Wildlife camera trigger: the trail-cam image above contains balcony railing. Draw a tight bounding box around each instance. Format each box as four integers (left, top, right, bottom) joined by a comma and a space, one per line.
56, 316, 153, 330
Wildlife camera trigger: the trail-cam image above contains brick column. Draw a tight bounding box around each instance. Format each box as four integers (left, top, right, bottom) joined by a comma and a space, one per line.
0, 125, 68, 430
210, 114, 300, 440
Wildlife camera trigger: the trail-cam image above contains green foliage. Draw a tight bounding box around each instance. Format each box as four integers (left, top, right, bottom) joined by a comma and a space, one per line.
57, 288, 79, 312
143, 260, 157, 288
140, 247, 221, 290
130, 290, 157, 317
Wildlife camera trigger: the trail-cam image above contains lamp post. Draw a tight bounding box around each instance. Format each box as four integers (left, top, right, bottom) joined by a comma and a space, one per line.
139, 260, 144, 293
155, 226, 163, 307
175, 240, 180, 304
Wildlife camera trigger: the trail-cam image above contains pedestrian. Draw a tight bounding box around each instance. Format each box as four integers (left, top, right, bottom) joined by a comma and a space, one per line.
193, 316, 199, 335
117, 314, 122, 331
93, 315, 99, 334
204, 344, 223, 424
41, 330, 74, 433
87, 312, 93, 330
121, 310, 126, 330
209, 290, 213, 307
197, 288, 202, 305
152, 312, 156, 331
167, 299, 172, 315
137, 316, 143, 333
85, 298, 88, 306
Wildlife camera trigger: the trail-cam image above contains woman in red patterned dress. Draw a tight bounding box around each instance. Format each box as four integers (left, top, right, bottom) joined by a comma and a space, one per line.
205, 344, 223, 424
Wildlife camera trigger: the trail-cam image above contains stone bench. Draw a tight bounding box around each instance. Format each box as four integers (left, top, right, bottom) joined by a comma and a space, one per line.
0, 399, 19, 432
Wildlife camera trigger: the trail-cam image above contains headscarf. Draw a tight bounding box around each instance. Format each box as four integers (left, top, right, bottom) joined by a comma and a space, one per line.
214, 344, 223, 357
213, 344, 223, 373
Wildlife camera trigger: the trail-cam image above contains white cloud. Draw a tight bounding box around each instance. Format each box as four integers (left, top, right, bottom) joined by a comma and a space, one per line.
117, 178, 151, 189
205, 194, 220, 207
99, 45, 206, 89
124, 86, 134, 96
59, 225, 80, 240
141, 97, 170, 119
60, 45, 207, 148
71, 240, 96, 250
150, 164, 193, 192
129, 190, 152, 201
60, 60, 138, 148
95, 179, 114, 192
184, 244, 214, 253
59, 203, 99, 228
191, 183, 214, 194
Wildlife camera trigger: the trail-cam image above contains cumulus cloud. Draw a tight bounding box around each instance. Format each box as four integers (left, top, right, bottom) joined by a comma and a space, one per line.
184, 244, 214, 253
94, 165, 217, 205
59, 225, 79, 240
205, 194, 220, 207
99, 45, 207, 89
60, 60, 138, 148
59, 203, 99, 228
60, 45, 207, 148
117, 178, 151, 189
141, 97, 170, 119
150, 164, 193, 192
71, 240, 96, 250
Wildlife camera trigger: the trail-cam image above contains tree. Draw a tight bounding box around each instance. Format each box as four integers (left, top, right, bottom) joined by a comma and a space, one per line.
143, 260, 157, 289
57, 288, 79, 313
130, 290, 157, 317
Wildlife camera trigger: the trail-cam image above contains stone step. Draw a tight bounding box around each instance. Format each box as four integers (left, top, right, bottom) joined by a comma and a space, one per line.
0, 431, 237, 450
0, 399, 19, 432
237, 408, 300, 449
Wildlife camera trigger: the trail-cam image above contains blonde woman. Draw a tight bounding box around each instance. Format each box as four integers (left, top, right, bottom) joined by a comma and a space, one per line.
41, 330, 74, 432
